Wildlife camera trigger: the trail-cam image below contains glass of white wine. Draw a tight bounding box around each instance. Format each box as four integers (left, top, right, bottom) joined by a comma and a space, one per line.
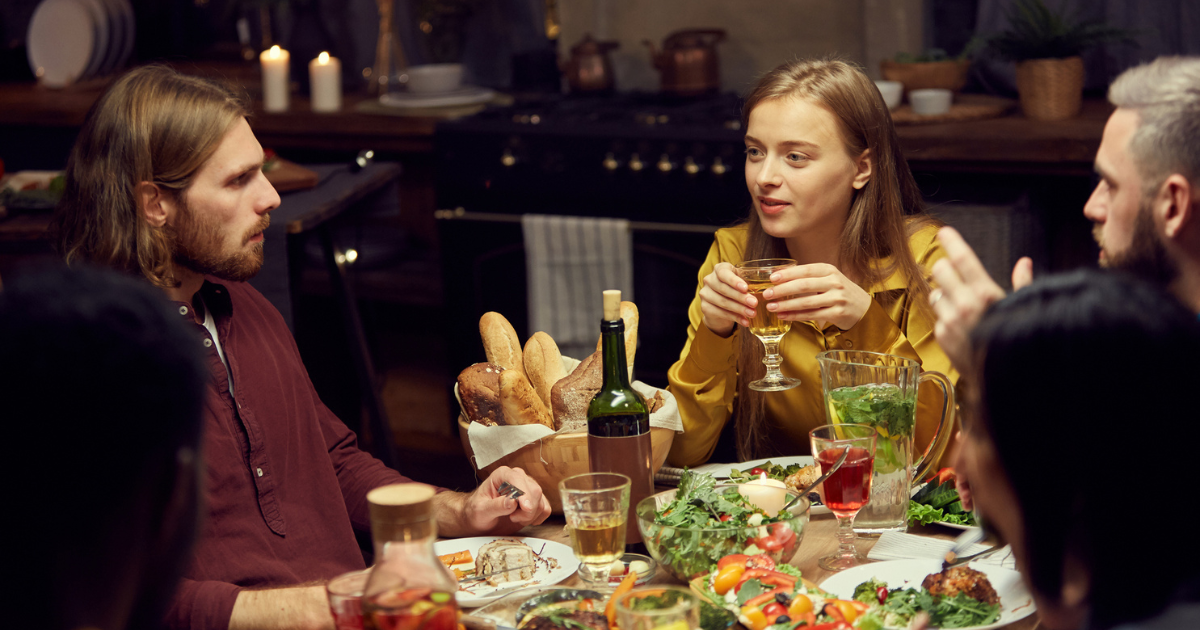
735, 258, 800, 391
560, 472, 631, 588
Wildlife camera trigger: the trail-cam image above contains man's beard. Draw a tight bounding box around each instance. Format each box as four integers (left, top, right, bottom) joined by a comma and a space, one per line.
1098, 197, 1179, 287
169, 198, 268, 282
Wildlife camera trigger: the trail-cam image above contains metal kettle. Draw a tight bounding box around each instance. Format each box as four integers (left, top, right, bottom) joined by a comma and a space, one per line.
562, 34, 620, 93
643, 29, 725, 96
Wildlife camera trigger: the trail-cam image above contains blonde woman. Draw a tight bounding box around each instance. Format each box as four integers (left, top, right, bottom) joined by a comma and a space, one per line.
668, 58, 956, 465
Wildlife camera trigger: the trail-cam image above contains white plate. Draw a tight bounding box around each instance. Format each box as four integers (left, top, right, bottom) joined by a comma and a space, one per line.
379, 86, 496, 109
27, 0, 96, 88
434, 536, 579, 608
819, 558, 1036, 630
722, 456, 830, 515
75, 0, 109, 80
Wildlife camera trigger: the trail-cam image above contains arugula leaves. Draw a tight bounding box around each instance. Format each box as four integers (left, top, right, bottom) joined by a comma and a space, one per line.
728, 461, 803, 482
879, 588, 1000, 628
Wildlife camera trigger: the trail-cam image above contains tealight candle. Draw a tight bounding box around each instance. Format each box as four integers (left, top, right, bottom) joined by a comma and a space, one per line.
260, 45, 290, 112
309, 51, 342, 113
738, 474, 788, 517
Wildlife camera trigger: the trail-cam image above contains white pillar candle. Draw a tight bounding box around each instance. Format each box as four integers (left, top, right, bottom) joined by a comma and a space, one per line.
260, 45, 290, 113
738, 475, 788, 517
309, 51, 342, 113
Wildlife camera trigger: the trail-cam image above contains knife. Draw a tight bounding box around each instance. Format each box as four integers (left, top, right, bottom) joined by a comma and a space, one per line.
458, 564, 535, 583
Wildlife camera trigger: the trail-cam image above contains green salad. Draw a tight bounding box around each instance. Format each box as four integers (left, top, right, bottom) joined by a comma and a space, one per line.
645, 470, 802, 580
907, 470, 976, 527
852, 579, 1001, 629
728, 461, 804, 482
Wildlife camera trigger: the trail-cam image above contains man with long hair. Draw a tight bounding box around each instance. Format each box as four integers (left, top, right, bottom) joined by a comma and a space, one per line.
931, 56, 1200, 369
52, 65, 551, 630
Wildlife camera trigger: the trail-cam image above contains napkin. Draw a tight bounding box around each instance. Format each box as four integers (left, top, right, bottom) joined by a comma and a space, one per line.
464, 356, 683, 469
867, 531, 1017, 569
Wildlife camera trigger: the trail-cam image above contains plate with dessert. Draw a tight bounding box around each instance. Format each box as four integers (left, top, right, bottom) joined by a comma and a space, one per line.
436, 536, 580, 607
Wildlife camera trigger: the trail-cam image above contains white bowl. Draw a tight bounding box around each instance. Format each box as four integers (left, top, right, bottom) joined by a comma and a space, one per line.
874, 80, 903, 110
405, 63, 464, 94
909, 88, 953, 115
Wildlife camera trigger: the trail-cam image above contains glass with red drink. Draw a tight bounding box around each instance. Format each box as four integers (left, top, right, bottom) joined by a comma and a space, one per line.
810, 423, 877, 570
327, 568, 370, 630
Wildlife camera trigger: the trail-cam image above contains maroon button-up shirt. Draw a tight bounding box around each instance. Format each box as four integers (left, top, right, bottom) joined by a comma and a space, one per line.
164, 280, 410, 630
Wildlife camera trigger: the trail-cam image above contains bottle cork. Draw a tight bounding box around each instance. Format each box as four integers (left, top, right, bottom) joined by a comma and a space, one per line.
603, 289, 621, 321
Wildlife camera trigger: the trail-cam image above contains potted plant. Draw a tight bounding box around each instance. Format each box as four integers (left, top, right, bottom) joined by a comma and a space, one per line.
989, 0, 1133, 121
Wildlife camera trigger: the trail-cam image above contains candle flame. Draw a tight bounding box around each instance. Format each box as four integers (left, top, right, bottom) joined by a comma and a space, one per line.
759, 472, 768, 482
268, 45, 282, 59
318, 51, 330, 64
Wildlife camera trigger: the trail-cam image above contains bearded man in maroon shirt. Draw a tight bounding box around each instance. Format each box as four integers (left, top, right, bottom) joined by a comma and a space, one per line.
51, 65, 551, 630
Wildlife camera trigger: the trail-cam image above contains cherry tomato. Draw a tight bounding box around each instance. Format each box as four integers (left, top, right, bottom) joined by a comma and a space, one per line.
762, 602, 786, 622
787, 594, 813, 618
831, 601, 858, 624
769, 523, 797, 549
712, 563, 746, 595
740, 606, 769, 630
717, 554, 749, 569
745, 554, 775, 570
753, 535, 783, 552
876, 586, 889, 605
750, 467, 767, 476
719, 514, 732, 522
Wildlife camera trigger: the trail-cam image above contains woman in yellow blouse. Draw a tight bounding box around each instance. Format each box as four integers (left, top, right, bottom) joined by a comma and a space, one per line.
667, 58, 957, 466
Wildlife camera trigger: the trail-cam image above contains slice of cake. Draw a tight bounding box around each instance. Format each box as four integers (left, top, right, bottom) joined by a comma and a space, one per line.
475, 539, 536, 586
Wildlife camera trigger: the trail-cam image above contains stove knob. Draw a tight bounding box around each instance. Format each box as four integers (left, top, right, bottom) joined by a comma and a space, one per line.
711, 157, 728, 176
684, 157, 702, 175
628, 153, 644, 172
657, 154, 674, 173
603, 152, 620, 171
501, 149, 517, 167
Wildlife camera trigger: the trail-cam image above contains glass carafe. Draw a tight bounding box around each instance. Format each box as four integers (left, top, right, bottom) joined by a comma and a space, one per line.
816, 350, 955, 535
361, 484, 459, 630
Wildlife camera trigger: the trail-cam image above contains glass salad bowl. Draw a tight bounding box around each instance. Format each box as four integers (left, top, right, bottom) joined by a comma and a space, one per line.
635, 484, 810, 582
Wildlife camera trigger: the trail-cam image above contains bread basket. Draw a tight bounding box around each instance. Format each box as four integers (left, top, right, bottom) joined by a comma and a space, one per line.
458, 414, 674, 513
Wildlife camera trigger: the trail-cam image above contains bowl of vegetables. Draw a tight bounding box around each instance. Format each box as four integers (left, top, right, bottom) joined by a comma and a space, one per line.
635, 471, 809, 582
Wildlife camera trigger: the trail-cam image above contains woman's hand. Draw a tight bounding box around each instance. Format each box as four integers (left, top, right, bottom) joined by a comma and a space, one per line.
764, 263, 871, 331
699, 262, 758, 337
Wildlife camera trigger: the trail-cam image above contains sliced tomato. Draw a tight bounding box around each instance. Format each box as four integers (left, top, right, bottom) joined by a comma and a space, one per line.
753, 535, 783, 552
769, 522, 797, 549
717, 554, 750, 569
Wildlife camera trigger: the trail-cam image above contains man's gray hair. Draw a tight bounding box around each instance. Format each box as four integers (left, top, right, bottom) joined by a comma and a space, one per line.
1108, 56, 1200, 195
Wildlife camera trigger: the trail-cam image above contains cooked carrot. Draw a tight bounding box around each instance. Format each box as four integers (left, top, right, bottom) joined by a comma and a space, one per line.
605, 570, 639, 628
438, 550, 473, 566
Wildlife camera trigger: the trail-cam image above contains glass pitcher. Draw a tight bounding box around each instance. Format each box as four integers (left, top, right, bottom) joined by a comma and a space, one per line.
816, 350, 955, 535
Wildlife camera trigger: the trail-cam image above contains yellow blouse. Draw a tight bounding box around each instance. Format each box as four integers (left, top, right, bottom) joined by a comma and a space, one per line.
666, 223, 958, 467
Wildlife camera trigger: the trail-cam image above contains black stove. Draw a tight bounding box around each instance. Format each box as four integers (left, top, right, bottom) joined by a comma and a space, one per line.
434, 91, 750, 225
434, 92, 753, 388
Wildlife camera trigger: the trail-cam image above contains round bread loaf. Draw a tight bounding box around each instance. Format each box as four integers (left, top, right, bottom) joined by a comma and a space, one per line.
457, 362, 506, 426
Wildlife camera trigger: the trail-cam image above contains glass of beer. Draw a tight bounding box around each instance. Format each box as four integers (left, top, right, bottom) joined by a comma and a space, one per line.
735, 258, 800, 391
560, 472, 631, 588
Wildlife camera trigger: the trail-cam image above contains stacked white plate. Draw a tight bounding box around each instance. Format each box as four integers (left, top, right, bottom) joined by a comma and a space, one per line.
27, 0, 135, 88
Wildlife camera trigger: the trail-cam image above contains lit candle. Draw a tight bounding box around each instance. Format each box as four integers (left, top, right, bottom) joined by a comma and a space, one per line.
260, 45, 290, 112
309, 51, 342, 113
738, 474, 788, 517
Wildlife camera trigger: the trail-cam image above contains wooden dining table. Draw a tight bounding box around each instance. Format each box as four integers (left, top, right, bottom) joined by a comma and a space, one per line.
507, 512, 1039, 629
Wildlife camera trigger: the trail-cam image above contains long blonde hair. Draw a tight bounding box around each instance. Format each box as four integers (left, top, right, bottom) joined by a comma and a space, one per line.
734, 58, 939, 459
52, 65, 247, 288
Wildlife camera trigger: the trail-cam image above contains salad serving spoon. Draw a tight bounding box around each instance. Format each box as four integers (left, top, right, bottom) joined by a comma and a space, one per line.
781, 448, 848, 512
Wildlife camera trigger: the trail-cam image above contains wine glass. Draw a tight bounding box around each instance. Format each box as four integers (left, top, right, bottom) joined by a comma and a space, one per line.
735, 258, 800, 391
560, 472, 631, 587
810, 423, 877, 570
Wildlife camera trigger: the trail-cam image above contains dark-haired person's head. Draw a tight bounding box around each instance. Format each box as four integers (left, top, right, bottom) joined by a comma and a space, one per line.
958, 269, 1200, 629
0, 265, 207, 630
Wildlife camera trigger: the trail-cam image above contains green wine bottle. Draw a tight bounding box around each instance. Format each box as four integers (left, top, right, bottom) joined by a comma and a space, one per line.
587, 289, 653, 545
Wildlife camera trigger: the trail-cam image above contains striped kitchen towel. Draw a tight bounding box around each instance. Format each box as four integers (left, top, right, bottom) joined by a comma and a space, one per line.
522, 214, 633, 360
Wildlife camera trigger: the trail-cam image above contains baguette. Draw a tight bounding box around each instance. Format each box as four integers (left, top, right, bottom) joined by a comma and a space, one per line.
480, 312, 524, 375
524, 331, 567, 407
550, 350, 603, 432
499, 369, 554, 428
595, 301, 638, 377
